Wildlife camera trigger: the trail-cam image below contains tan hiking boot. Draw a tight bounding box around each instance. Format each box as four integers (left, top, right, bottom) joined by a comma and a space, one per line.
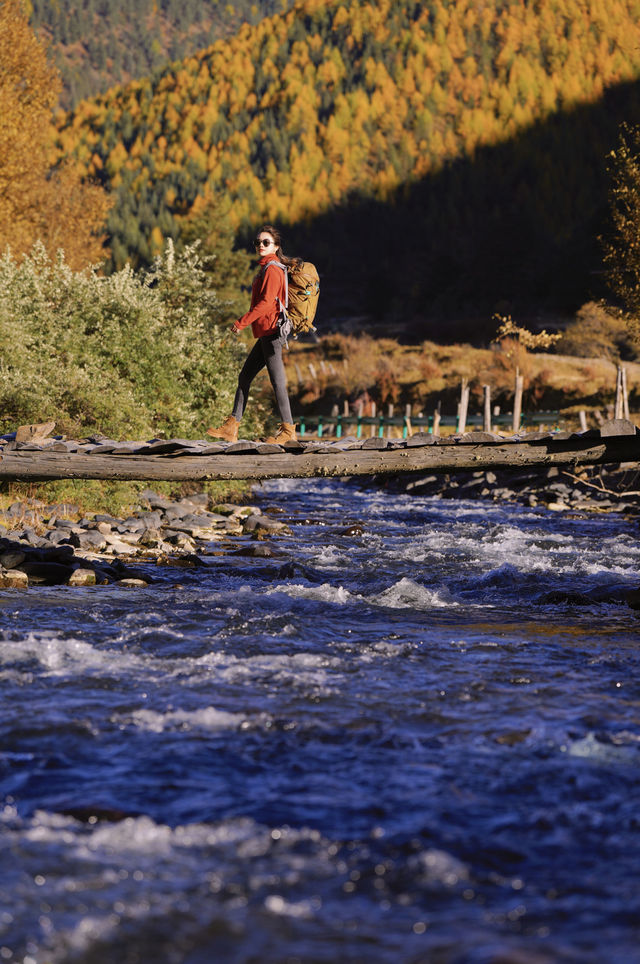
206, 416, 240, 442
264, 422, 297, 445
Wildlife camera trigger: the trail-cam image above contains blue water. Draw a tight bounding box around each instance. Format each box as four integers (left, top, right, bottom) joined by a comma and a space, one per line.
1, 480, 639, 963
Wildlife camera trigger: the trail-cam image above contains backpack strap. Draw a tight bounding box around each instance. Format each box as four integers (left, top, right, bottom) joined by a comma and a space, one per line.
262, 260, 288, 310
262, 260, 291, 346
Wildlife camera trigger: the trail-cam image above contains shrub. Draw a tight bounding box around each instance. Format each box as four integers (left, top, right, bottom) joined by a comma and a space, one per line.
560, 301, 637, 361
0, 241, 263, 440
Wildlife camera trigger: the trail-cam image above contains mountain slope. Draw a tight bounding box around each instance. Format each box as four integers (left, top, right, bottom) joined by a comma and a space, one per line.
31, 0, 291, 108
55, 0, 640, 332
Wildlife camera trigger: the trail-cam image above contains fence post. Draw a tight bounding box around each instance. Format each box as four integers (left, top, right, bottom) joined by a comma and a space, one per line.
579, 410, 588, 431
458, 379, 469, 434
483, 385, 492, 432
387, 403, 394, 439
370, 401, 377, 437
342, 399, 350, 437
330, 403, 339, 438
404, 403, 412, 439
356, 401, 363, 439
615, 366, 624, 420
513, 369, 524, 432
622, 366, 630, 420
433, 402, 441, 437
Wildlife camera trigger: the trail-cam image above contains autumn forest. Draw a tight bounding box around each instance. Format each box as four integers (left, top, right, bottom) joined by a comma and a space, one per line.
4, 0, 640, 340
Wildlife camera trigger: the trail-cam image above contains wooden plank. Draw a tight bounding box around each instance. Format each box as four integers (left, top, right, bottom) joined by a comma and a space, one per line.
0, 432, 638, 482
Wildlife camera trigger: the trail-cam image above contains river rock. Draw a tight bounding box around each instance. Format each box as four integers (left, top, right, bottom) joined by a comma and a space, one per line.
211, 503, 244, 516
45, 545, 76, 562
116, 578, 148, 587
70, 530, 108, 551
626, 589, 640, 609
139, 528, 163, 547
102, 534, 137, 555
15, 420, 56, 444
242, 514, 288, 535
18, 528, 49, 548
47, 528, 73, 546
21, 561, 75, 585
0, 549, 26, 568
138, 490, 175, 510
0, 569, 29, 588
134, 511, 163, 528
120, 517, 147, 533
342, 524, 365, 536
165, 532, 196, 550
232, 543, 275, 557
68, 568, 97, 586
108, 531, 142, 546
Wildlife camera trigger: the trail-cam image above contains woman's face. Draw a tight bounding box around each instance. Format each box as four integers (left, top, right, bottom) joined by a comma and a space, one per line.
254, 233, 277, 255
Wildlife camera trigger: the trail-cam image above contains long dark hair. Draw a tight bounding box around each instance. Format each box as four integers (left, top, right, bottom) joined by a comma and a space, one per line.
256, 224, 301, 268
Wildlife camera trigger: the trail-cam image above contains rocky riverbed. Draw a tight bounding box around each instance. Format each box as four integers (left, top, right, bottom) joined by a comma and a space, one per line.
384, 461, 640, 517
0, 490, 289, 589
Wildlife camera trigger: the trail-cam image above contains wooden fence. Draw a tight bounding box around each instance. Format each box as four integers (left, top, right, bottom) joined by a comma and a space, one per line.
298, 408, 563, 439
297, 364, 634, 440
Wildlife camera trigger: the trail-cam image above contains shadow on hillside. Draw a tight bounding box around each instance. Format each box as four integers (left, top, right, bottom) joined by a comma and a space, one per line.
275, 78, 640, 345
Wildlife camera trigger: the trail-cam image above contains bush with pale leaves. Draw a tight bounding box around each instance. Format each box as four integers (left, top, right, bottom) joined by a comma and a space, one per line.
0, 241, 259, 440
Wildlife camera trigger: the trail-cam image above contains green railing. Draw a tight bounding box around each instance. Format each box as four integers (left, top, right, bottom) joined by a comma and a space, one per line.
298, 411, 564, 439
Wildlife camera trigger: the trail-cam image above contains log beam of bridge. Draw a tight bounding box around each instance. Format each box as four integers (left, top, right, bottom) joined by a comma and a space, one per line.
0, 429, 638, 483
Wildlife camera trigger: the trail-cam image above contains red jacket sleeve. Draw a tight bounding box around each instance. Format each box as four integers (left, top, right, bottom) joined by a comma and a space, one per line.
235, 263, 284, 331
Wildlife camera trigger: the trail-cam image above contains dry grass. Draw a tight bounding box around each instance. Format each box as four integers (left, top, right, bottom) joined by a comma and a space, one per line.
283, 334, 640, 422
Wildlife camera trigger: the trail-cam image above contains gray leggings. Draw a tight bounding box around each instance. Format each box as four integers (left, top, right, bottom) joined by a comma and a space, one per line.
231, 331, 293, 424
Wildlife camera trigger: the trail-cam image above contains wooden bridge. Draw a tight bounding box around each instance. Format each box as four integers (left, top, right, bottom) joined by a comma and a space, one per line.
0, 420, 638, 483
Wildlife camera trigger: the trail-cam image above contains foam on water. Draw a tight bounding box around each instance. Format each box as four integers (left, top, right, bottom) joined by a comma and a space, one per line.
267, 581, 355, 604
116, 705, 265, 733
370, 576, 458, 609
0, 634, 112, 674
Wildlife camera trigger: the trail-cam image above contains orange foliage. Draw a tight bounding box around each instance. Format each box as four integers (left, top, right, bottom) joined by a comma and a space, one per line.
0, 0, 110, 268
47, 0, 640, 266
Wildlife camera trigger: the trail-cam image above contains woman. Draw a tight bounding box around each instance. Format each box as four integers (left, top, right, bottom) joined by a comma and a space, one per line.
207, 224, 297, 445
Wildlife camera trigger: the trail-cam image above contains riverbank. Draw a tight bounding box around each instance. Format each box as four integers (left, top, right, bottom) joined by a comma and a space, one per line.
383, 461, 640, 516
0, 490, 287, 589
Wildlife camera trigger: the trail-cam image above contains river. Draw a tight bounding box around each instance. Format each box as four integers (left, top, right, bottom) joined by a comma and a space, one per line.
1, 478, 639, 964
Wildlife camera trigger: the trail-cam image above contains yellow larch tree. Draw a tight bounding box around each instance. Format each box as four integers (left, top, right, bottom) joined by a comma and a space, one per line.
0, 0, 110, 267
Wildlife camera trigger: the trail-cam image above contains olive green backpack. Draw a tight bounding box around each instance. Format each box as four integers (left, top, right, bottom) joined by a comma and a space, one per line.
265, 260, 320, 341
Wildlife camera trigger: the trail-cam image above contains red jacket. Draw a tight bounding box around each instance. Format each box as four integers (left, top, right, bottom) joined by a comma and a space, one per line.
235, 254, 285, 338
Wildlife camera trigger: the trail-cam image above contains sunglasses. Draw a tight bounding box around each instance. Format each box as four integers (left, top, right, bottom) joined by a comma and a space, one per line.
254, 238, 274, 247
